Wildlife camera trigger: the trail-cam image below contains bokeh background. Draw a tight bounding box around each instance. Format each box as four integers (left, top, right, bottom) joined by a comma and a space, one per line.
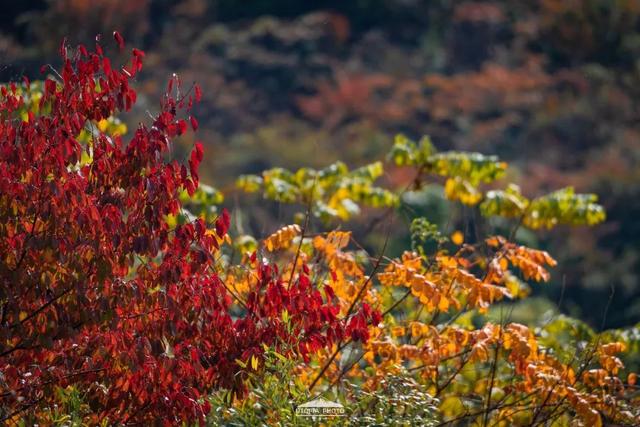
2, 0, 639, 328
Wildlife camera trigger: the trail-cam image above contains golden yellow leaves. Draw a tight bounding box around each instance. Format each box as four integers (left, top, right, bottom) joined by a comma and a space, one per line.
378, 252, 460, 313
486, 236, 557, 282
363, 312, 631, 426
502, 323, 538, 362
96, 117, 127, 135
312, 230, 351, 256
363, 323, 472, 371
508, 335, 633, 427
390, 325, 406, 337
450, 230, 464, 245
224, 270, 253, 297
464, 323, 608, 427
503, 272, 530, 299
368, 340, 400, 363
315, 231, 364, 291
444, 177, 483, 205
583, 368, 608, 387
409, 321, 433, 340
568, 393, 603, 427
453, 268, 511, 312
581, 368, 625, 400
507, 246, 556, 282
311, 231, 383, 317
379, 251, 519, 314
578, 359, 639, 427
438, 327, 472, 359
264, 224, 301, 252
261, 228, 633, 427
598, 342, 626, 375
600, 341, 626, 355
225, 220, 633, 427
467, 323, 500, 362
250, 354, 260, 371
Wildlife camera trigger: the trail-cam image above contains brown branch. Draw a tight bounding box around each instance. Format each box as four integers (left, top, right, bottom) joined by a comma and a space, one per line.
482, 318, 504, 427
436, 352, 472, 396
308, 227, 391, 393
287, 185, 314, 291
9, 287, 73, 330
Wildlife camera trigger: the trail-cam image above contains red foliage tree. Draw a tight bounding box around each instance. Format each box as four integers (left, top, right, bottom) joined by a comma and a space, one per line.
0, 35, 378, 424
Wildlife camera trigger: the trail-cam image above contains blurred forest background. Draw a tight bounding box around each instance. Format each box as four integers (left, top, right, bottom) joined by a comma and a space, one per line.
1, 0, 639, 329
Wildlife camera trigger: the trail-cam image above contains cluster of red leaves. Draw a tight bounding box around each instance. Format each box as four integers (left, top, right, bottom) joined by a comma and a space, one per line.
0, 36, 378, 424
242, 262, 380, 364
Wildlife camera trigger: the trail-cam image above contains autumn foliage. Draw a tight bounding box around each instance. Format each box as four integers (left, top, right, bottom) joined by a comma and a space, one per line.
0, 35, 638, 425
0, 36, 378, 424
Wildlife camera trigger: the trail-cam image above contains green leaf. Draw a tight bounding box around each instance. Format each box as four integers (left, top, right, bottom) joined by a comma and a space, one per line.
236, 174, 263, 193
524, 187, 606, 229
480, 184, 529, 219
236, 160, 397, 222
427, 151, 506, 185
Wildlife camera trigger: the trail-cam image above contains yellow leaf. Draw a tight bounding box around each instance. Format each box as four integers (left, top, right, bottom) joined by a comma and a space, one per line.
391, 326, 406, 337
97, 119, 109, 132
438, 296, 450, 312
264, 224, 301, 252
451, 231, 464, 245
440, 396, 465, 418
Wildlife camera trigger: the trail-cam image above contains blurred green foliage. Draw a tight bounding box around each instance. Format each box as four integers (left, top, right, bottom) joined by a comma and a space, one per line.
482, 185, 606, 229
237, 161, 398, 222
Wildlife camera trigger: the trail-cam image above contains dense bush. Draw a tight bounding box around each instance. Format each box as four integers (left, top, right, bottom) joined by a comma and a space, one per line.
1, 37, 639, 425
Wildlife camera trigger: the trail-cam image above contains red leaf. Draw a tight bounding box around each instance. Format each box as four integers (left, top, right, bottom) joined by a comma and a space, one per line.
185, 178, 196, 196
324, 285, 336, 301
0, 34, 383, 426
102, 57, 112, 75
177, 119, 187, 135
44, 79, 56, 96
222, 208, 230, 229
190, 142, 204, 165
215, 209, 230, 237
132, 48, 145, 58
113, 31, 125, 50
